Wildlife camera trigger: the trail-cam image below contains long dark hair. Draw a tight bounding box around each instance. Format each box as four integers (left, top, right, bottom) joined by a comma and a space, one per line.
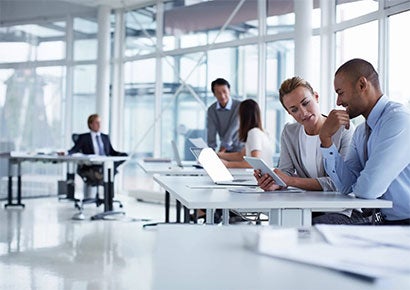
238, 99, 263, 142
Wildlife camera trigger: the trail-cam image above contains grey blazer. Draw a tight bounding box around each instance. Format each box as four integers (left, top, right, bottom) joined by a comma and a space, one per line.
279, 122, 354, 191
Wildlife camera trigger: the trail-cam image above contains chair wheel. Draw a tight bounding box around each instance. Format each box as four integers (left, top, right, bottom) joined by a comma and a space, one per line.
119, 204, 123, 208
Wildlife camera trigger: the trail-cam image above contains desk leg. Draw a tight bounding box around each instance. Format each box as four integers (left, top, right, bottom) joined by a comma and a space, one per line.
165, 191, 170, 223
91, 164, 124, 220
104, 168, 114, 212
6, 174, 12, 207
183, 206, 190, 223
222, 209, 229, 225
5, 161, 24, 208
206, 209, 214, 225
176, 200, 181, 223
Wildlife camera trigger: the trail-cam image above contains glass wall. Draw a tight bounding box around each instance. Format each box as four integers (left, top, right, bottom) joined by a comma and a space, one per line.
1, 0, 408, 164
388, 10, 410, 106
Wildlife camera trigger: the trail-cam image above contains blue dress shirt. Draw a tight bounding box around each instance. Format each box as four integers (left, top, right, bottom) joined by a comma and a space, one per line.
321, 95, 410, 221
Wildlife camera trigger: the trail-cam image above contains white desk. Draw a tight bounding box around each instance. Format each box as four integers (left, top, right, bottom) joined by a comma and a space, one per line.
138, 160, 254, 223
0, 152, 128, 220
153, 175, 392, 226
138, 160, 253, 176
152, 225, 409, 290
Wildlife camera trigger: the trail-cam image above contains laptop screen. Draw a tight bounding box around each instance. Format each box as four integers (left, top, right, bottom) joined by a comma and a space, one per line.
196, 148, 234, 183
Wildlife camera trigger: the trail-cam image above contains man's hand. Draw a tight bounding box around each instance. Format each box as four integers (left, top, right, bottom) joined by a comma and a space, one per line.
319, 109, 350, 148
253, 169, 282, 191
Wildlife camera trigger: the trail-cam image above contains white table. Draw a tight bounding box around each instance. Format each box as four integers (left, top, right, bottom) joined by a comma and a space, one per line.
0, 152, 128, 220
137, 159, 254, 176
152, 225, 410, 290
138, 160, 254, 223
153, 175, 392, 226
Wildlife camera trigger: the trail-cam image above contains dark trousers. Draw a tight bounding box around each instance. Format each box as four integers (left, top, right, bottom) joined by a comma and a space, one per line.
381, 218, 410, 225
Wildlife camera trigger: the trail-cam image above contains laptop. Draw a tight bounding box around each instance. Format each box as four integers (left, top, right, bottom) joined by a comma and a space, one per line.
171, 140, 202, 168
191, 147, 257, 186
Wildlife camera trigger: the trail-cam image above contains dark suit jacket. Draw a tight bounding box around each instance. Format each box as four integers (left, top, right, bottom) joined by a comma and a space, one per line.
68, 132, 127, 183
68, 132, 125, 157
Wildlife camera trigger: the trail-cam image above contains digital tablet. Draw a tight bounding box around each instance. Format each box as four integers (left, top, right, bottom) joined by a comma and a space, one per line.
243, 156, 287, 187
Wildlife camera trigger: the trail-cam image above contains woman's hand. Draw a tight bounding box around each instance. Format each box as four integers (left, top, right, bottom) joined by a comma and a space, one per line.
253, 169, 282, 191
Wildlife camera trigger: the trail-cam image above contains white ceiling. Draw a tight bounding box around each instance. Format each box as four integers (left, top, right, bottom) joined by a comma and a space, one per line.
58, 0, 151, 9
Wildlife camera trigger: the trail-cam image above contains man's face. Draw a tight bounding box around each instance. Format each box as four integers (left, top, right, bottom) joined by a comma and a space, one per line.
334, 73, 364, 119
89, 117, 101, 132
213, 84, 230, 108
282, 86, 321, 130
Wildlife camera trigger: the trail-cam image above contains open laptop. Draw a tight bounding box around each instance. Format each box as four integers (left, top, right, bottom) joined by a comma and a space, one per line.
171, 140, 202, 168
191, 147, 257, 186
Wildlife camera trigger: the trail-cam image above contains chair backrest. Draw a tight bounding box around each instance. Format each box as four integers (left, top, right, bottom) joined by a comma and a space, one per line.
72, 133, 80, 145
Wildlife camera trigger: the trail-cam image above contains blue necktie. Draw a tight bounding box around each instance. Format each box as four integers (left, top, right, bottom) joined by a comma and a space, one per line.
96, 135, 105, 156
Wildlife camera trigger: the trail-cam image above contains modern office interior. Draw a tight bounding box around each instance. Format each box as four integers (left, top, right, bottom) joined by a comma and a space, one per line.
1, 0, 410, 289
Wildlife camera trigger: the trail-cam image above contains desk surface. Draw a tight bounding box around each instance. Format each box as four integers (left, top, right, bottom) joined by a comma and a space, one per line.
138, 160, 254, 176
152, 225, 409, 290
0, 152, 128, 163
153, 175, 392, 210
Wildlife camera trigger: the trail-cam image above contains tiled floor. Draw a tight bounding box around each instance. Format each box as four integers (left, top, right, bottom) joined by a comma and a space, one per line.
0, 194, 169, 290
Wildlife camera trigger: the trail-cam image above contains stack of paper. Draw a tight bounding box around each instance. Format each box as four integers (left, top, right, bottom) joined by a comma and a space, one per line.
249, 225, 410, 280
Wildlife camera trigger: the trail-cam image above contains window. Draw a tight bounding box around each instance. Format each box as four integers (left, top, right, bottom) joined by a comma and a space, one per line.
388, 10, 410, 107
336, 0, 378, 22
125, 6, 157, 57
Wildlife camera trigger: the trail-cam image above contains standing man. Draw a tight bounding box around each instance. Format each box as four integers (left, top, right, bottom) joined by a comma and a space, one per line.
207, 78, 243, 152
319, 58, 410, 225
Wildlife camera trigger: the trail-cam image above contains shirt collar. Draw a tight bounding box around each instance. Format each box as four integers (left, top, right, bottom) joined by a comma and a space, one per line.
216, 98, 232, 110
90, 131, 101, 138
367, 95, 387, 130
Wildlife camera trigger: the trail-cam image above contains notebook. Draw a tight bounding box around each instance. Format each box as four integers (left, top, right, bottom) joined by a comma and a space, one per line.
171, 140, 202, 168
192, 147, 257, 186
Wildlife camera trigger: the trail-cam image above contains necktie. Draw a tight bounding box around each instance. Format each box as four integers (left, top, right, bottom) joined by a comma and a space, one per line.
361, 122, 380, 223
96, 135, 105, 156
363, 123, 371, 163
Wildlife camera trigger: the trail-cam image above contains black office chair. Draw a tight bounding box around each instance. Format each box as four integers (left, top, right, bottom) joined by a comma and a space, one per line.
71, 133, 123, 210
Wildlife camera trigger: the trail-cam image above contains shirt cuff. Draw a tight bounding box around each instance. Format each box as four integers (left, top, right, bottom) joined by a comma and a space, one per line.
320, 143, 337, 159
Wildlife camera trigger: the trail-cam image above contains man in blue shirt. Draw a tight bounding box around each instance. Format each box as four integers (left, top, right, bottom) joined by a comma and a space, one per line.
207, 78, 243, 152
319, 58, 410, 225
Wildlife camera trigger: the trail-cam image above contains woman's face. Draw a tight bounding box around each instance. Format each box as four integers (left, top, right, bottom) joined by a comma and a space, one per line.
282, 86, 321, 129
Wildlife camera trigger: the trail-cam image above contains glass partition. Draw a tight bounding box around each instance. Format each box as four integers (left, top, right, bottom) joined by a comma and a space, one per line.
388, 10, 410, 107
125, 6, 157, 57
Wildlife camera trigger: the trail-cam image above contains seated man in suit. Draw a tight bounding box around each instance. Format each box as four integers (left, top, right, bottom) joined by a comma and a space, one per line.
68, 114, 128, 197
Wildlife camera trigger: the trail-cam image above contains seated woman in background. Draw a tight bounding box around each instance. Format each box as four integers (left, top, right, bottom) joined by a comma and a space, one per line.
254, 77, 367, 224
218, 99, 274, 168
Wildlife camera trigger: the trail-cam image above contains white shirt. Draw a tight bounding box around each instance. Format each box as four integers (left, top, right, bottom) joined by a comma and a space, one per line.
90, 131, 103, 155
298, 129, 324, 179
245, 128, 274, 167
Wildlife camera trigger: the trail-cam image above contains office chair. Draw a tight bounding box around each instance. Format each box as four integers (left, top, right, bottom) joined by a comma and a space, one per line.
71, 133, 123, 211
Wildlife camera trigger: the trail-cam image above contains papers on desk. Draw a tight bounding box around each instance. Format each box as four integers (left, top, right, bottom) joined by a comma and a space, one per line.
249, 225, 410, 280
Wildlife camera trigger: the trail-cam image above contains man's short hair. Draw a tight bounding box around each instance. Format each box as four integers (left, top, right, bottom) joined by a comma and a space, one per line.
211, 78, 230, 94
335, 58, 381, 91
87, 114, 99, 130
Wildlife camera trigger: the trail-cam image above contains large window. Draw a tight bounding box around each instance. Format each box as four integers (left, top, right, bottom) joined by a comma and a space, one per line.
335, 21, 378, 72
265, 40, 294, 157
123, 59, 156, 156
388, 10, 410, 107
125, 6, 157, 57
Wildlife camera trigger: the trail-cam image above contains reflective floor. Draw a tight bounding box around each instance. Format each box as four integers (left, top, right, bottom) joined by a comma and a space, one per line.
0, 194, 168, 290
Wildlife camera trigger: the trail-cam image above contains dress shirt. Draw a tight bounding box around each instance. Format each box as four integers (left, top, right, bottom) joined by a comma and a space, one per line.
321, 95, 410, 220
90, 131, 104, 155
216, 97, 233, 110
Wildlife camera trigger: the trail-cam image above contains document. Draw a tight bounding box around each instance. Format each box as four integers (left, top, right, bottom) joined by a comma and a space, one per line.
189, 137, 209, 148
250, 225, 410, 279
